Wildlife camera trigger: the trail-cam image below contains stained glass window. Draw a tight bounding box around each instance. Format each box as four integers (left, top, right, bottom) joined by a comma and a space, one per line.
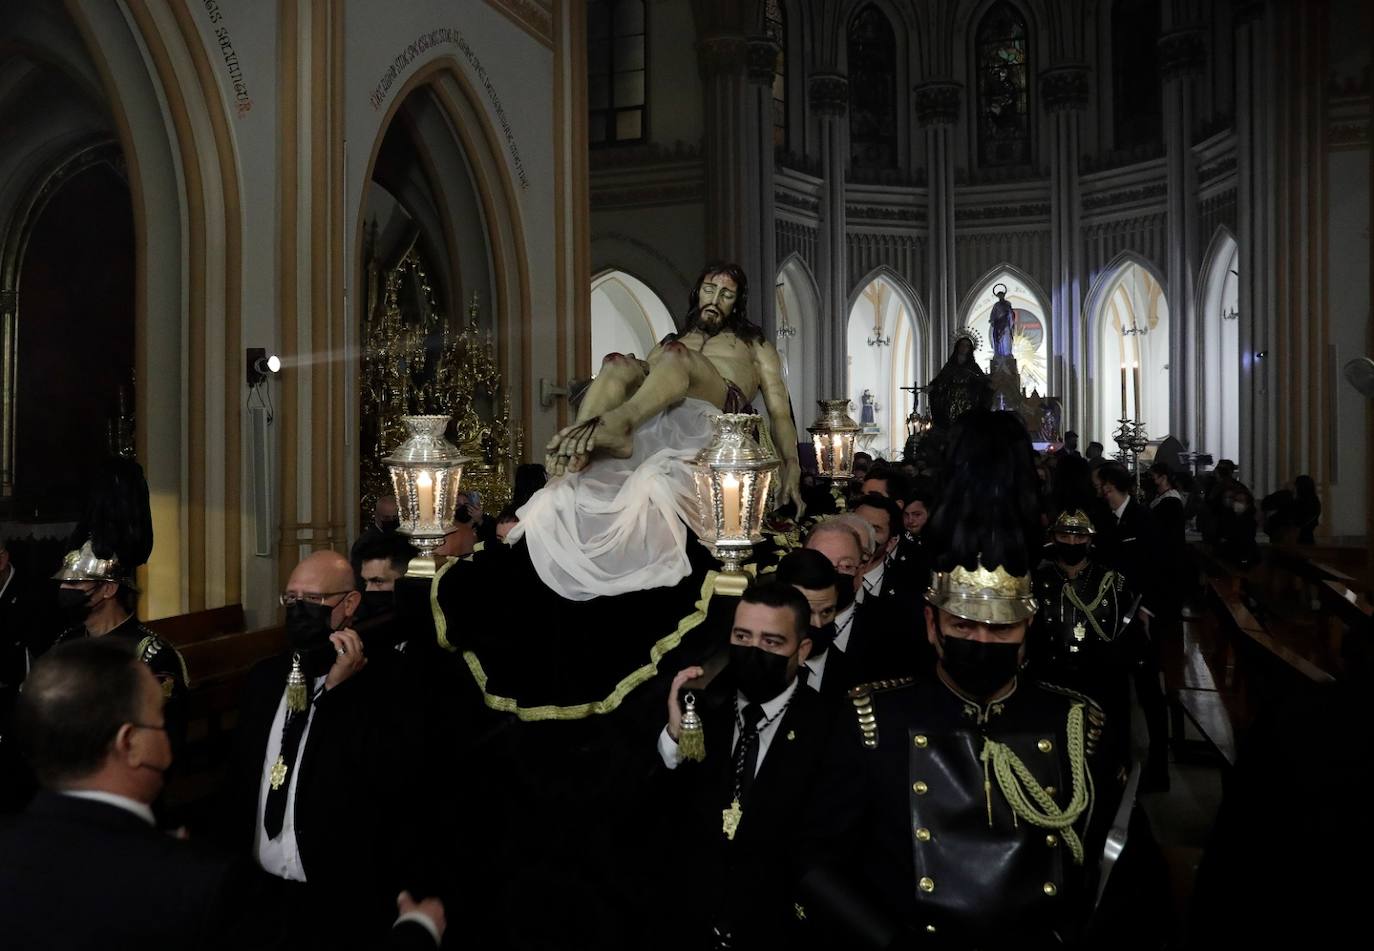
847, 4, 897, 169
765, 0, 787, 150
588, 1, 646, 146
975, 2, 1030, 167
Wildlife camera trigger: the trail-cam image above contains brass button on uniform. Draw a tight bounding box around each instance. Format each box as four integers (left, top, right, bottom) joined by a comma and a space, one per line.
1037, 738, 1053, 753
913, 734, 928, 748
912, 781, 928, 794
919, 877, 935, 893
915, 827, 931, 842
1043, 883, 1058, 897
1045, 786, 1056, 796
925, 925, 937, 934
1045, 834, 1058, 847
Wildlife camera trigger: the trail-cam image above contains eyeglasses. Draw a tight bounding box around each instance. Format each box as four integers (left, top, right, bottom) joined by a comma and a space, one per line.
278, 590, 352, 607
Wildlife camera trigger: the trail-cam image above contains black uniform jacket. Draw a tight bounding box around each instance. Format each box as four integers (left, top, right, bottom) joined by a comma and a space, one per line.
658, 679, 836, 950
798, 673, 1107, 949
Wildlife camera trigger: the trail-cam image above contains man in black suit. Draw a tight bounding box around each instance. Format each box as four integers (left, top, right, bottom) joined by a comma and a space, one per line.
1, 633, 447, 951
219, 550, 430, 949
775, 549, 848, 700
0, 540, 38, 812
850, 493, 929, 680
657, 583, 834, 950
803, 518, 866, 693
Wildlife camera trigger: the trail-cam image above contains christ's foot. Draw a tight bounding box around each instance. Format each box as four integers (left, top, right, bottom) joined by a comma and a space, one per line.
544, 414, 635, 475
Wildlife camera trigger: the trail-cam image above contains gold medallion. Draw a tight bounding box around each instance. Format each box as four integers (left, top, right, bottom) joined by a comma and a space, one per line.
722, 798, 743, 840
269, 755, 289, 791
1072, 622, 1086, 641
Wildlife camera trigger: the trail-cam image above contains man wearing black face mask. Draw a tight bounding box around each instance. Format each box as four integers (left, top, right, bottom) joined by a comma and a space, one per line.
656, 583, 834, 950
221, 550, 429, 949
350, 495, 401, 569
1031, 510, 1142, 778
798, 556, 1108, 948
775, 548, 847, 699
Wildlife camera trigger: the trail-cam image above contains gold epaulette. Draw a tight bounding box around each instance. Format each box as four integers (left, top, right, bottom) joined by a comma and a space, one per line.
1038, 681, 1106, 756
847, 676, 915, 749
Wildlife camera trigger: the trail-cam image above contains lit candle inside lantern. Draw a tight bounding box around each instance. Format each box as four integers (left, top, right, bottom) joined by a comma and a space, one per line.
831, 433, 842, 471
416, 471, 434, 527
721, 473, 741, 536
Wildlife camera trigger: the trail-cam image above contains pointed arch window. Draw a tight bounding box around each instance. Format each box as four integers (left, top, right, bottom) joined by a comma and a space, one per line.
1111, 0, 1162, 149
847, 4, 897, 169
588, 1, 646, 145
765, 0, 787, 150
975, 2, 1030, 167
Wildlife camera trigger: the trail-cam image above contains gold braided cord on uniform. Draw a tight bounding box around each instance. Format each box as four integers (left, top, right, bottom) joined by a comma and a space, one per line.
136, 634, 191, 690
978, 702, 1094, 865
1061, 570, 1118, 641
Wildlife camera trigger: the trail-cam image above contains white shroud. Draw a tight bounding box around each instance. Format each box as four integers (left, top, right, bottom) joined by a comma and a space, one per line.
508, 398, 717, 601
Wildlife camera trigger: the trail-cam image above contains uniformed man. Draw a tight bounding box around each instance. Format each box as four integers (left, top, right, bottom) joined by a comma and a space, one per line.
50, 541, 188, 751
1031, 510, 1142, 776
799, 556, 1107, 949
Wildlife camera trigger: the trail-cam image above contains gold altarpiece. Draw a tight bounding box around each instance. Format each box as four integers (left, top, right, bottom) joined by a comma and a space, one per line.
360, 239, 522, 522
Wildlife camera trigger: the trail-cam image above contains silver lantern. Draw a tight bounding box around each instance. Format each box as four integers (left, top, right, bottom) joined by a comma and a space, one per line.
384, 415, 470, 576
807, 399, 862, 480
691, 413, 778, 594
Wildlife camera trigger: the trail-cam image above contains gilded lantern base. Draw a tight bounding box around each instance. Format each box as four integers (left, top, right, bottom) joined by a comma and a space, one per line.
705, 542, 753, 596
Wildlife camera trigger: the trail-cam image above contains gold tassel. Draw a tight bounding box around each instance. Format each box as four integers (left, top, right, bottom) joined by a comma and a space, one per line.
286, 652, 307, 713
678, 691, 706, 762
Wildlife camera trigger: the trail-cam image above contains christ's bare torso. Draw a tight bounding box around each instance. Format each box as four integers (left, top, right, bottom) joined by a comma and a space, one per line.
652, 328, 761, 407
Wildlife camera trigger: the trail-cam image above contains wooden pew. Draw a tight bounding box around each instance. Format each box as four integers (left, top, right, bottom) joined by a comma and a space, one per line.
146, 603, 247, 646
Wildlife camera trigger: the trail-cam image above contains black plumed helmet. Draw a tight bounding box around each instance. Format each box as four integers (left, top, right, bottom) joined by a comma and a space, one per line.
70, 456, 154, 572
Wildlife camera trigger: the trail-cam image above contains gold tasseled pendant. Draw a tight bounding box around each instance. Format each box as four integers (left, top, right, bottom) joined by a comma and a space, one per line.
678, 690, 706, 762
286, 652, 308, 713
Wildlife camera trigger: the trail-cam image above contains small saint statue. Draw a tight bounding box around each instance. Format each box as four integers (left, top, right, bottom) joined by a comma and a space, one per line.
989, 283, 1015, 361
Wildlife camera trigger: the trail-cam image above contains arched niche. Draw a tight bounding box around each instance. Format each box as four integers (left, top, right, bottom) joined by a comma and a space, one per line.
1198, 229, 1240, 464
590, 269, 676, 365
846, 269, 928, 459
958, 265, 1052, 394
775, 253, 821, 426
1087, 256, 1170, 447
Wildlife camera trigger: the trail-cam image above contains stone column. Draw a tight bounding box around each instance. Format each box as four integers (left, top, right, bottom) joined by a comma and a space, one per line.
914, 81, 962, 350
809, 72, 849, 398
1158, 27, 1208, 445
746, 37, 779, 332
1040, 65, 1090, 428
698, 34, 750, 266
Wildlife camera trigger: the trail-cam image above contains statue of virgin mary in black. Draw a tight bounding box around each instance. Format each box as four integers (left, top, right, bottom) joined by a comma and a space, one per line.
928, 334, 991, 430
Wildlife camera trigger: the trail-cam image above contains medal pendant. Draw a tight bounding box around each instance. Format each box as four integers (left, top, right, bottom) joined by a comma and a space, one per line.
1072, 622, 1086, 642
269, 755, 289, 791
722, 798, 743, 841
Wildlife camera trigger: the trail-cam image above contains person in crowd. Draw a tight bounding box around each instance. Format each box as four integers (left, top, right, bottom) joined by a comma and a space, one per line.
1147, 462, 1189, 620
494, 505, 520, 542
1, 638, 446, 951
50, 541, 188, 755
511, 462, 548, 509
851, 451, 873, 483
1031, 510, 1143, 777
851, 492, 928, 678
432, 492, 480, 559
893, 482, 934, 594
775, 548, 847, 698
657, 583, 832, 949
797, 555, 1108, 947
218, 550, 428, 948
803, 519, 866, 693
351, 494, 401, 567
859, 461, 910, 502
1216, 483, 1259, 567
357, 535, 417, 595
1085, 441, 1106, 468
1260, 474, 1322, 545
1057, 431, 1081, 458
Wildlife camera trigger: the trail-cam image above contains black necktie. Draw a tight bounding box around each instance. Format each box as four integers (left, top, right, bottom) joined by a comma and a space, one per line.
264, 695, 312, 838
732, 703, 765, 803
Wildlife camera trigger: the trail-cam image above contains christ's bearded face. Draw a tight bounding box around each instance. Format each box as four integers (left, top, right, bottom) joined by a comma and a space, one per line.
696, 273, 738, 332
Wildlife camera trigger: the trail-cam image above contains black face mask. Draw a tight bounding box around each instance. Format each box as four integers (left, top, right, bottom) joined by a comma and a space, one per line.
57, 586, 94, 625
729, 643, 794, 705
807, 621, 837, 657
357, 589, 395, 620
377, 518, 400, 534
936, 621, 1023, 700
285, 601, 336, 650
454, 504, 473, 524
1054, 541, 1090, 566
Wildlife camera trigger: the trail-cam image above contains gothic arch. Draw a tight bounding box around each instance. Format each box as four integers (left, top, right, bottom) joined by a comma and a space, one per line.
776, 252, 823, 422
957, 262, 1053, 391
590, 267, 677, 361
1197, 227, 1241, 463
840, 0, 916, 172
590, 232, 693, 316
846, 266, 931, 457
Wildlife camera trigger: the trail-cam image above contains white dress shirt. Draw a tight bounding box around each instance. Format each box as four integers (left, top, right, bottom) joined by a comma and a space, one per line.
856, 555, 889, 604
254, 675, 324, 882
803, 602, 856, 692
62, 789, 155, 826
1112, 496, 1131, 523
658, 677, 801, 772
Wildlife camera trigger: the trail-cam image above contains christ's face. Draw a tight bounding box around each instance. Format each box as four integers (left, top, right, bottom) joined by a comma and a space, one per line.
696, 274, 738, 331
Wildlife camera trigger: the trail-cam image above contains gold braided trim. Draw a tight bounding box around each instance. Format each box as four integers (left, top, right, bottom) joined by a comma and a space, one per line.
847, 677, 914, 749
136, 634, 190, 690
432, 557, 460, 652
436, 565, 747, 721
1062, 570, 1119, 641
979, 702, 1095, 865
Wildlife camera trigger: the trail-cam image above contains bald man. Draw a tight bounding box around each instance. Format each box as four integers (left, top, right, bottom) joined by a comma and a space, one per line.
219, 550, 428, 948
